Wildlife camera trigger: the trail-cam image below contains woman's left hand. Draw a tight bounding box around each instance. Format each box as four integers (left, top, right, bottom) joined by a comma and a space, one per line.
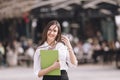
61, 35, 78, 66
61, 35, 71, 48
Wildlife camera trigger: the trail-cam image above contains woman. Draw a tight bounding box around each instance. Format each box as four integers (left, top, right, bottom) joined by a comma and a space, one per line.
34, 20, 78, 80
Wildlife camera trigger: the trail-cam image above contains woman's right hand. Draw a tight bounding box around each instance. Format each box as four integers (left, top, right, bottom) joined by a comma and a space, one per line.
38, 60, 60, 77
51, 60, 60, 70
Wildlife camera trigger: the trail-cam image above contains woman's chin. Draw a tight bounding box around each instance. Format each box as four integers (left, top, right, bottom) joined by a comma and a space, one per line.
48, 38, 54, 42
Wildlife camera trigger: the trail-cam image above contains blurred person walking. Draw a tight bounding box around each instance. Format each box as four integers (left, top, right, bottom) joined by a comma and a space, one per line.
0, 41, 5, 66
6, 40, 24, 66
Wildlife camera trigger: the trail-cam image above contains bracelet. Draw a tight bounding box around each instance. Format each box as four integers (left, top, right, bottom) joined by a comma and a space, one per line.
67, 47, 73, 51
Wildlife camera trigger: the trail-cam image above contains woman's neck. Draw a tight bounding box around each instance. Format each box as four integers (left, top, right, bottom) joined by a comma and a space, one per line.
47, 40, 56, 46
47, 40, 57, 50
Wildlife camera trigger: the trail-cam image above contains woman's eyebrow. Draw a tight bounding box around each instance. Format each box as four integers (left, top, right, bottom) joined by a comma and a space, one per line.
50, 25, 57, 30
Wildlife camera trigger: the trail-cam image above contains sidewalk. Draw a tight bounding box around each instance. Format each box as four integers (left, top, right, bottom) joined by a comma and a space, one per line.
69, 63, 120, 80
0, 66, 34, 80
0, 63, 120, 80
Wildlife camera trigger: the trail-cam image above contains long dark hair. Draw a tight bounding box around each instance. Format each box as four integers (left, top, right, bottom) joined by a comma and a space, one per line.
39, 20, 62, 46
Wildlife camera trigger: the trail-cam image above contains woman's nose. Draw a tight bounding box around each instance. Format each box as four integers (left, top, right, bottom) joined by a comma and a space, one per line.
50, 31, 54, 34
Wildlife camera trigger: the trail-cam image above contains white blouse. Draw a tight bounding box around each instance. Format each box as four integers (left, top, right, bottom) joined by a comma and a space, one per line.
33, 42, 76, 77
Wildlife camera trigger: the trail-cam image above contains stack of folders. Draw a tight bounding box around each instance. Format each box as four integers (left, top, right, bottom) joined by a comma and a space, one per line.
40, 50, 61, 76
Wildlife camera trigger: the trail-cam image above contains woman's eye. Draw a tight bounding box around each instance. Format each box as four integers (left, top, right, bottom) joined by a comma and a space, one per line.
54, 30, 57, 32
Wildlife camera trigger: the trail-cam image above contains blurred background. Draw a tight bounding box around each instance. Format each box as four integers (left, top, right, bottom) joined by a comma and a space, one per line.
0, 0, 120, 80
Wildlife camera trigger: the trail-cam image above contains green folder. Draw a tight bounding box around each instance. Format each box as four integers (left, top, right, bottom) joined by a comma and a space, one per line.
40, 50, 61, 76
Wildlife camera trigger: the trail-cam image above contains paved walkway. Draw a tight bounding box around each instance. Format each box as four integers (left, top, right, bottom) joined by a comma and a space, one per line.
68, 64, 120, 80
0, 63, 120, 80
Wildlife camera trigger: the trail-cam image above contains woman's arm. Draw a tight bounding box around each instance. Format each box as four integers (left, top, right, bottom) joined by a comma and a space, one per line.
38, 61, 60, 77
61, 35, 78, 65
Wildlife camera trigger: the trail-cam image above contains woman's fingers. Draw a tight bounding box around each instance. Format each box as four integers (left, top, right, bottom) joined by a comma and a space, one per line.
61, 35, 69, 42
61, 35, 71, 46
51, 60, 60, 69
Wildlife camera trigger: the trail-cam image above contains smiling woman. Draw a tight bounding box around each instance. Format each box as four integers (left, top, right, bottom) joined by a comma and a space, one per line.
47, 24, 59, 46
33, 20, 78, 80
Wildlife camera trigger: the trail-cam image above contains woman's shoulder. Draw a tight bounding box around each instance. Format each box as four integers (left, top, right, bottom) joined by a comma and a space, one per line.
56, 42, 65, 46
34, 45, 44, 55
56, 42, 67, 48
56, 42, 68, 50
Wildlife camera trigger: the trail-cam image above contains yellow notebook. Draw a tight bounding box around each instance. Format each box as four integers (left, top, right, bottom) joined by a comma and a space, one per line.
40, 50, 61, 76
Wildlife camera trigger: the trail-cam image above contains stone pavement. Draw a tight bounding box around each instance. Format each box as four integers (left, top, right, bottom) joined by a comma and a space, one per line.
0, 63, 120, 80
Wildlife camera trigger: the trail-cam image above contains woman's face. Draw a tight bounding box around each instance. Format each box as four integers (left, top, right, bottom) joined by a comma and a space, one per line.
47, 24, 58, 42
